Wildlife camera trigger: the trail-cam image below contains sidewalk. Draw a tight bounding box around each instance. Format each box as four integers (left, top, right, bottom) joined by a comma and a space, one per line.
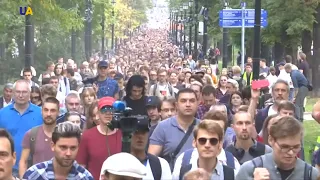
304, 112, 313, 121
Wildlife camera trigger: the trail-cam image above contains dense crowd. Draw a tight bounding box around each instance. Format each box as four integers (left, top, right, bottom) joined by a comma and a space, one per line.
0, 21, 319, 180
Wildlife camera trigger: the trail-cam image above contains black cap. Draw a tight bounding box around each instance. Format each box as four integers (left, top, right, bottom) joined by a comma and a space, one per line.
98, 60, 108, 67
146, 96, 161, 107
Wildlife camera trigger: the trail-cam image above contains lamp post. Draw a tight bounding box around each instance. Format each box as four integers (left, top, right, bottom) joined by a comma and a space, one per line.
252, 0, 261, 80
101, 4, 105, 59
188, 0, 193, 55
175, 10, 178, 45
222, 1, 229, 68
202, 7, 208, 57
193, 0, 199, 60
111, 0, 116, 51
180, 6, 183, 49
84, 0, 93, 61
183, 3, 188, 57
25, 6, 33, 68
169, 11, 172, 39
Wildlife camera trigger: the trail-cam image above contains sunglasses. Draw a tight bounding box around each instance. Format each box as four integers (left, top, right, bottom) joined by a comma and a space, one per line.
197, 137, 219, 146
100, 106, 114, 113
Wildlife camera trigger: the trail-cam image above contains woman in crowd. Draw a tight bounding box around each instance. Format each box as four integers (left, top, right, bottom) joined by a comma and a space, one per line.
257, 114, 279, 144
64, 111, 82, 128
228, 91, 243, 115
85, 100, 99, 129
216, 75, 228, 101
205, 67, 218, 87
54, 63, 70, 96
30, 86, 42, 106
80, 87, 97, 116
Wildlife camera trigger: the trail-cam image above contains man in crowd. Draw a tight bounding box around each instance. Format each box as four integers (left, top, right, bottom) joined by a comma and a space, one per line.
149, 69, 174, 99
226, 111, 272, 165
0, 129, 18, 180
22, 68, 39, 88
0, 80, 42, 176
236, 116, 318, 179
19, 97, 60, 177
149, 88, 200, 170
95, 60, 119, 99
0, 83, 13, 109
23, 122, 93, 179
146, 96, 162, 126
196, 85, 217, 119
284, 63, 309, 122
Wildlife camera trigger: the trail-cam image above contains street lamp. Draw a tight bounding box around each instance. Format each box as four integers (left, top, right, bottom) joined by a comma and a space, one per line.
183, 3, 188, 57
180, 6, 183, 50
111, 0, 116, 51
193, 0, 199, 60
188, 0, 193, 56
84, 0, 93, 61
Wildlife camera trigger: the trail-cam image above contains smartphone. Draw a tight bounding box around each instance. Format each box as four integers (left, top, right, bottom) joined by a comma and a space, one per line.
252, 79, 270, 90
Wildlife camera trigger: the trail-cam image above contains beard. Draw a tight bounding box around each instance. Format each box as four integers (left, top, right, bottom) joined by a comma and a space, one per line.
55, 156, 74, 167
43, 117, 56, 125
239, 133, 250, 140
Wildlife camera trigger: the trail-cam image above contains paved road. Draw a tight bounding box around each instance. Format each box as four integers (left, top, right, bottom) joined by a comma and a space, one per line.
304, 112, 314, 121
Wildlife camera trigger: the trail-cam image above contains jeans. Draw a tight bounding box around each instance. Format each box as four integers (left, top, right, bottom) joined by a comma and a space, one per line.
289, 88, 294, 101
295, 86, 308, 121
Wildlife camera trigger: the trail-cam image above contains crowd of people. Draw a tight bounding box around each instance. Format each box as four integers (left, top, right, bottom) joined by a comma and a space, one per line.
0, 21, 319, 180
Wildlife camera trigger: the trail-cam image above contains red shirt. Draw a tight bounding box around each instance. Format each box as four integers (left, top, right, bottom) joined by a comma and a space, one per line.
76, 127, 122, 180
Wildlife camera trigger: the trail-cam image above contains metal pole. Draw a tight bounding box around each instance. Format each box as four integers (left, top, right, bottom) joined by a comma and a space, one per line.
25, 12, 33, 68
169, 12, 172, 38
111, 9, 115, 50
84, 0, 93, 61
189, 6, 193, 55
184, 9, 187, 56
180, 11, 183, 49
175, 13, 178, 45
222, 4, 228, 68
241, 2, 246, 73
252, 0, 261, 80
71, 29, 76, 60
193, 0, 198, 60
202, 8, 208, 57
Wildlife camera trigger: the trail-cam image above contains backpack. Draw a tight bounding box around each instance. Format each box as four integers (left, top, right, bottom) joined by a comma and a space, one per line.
181, 149, 235, 169
153, 83, 174, 97
147, 153, 162, 180
226, 142, 266, 164
28, 126, 41, 167
179, 156, 234, 180
311, 136, 320, 166
252, 156, 313, 180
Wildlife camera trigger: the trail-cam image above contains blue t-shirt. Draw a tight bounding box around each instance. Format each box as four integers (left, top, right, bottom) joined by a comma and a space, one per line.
96, 78, 119, 99
0, 103, 42, 169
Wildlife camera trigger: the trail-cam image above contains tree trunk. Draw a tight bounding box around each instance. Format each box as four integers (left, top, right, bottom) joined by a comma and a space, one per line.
261, 43, 271, 66
284, 45, 298, 64
302, 30, 312, 62
312, 4, 320, 96
274, 42, 284, 64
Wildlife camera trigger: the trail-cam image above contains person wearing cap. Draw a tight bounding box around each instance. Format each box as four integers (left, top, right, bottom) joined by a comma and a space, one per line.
96, 60, 119, 99
0, 83, 13, 109
99, 152, 147, 180
129, 119, 172, 180
146, 96, 161, 127
77, 97, 122, 180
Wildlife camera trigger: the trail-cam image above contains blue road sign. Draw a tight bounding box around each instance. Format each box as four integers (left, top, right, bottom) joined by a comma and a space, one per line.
219, 9, 267, 20
219, 19, 268, 28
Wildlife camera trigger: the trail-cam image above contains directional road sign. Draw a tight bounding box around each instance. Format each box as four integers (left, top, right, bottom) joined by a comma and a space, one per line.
219, 19, 268, 28
219, 9, 268, 20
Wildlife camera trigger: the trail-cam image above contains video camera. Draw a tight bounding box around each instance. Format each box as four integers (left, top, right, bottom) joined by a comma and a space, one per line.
108, 101, 150, 152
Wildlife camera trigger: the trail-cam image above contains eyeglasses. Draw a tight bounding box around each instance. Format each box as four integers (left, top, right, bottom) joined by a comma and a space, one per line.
100, 106, 114, 113
197, 137, 219, 146
275, 141, 301, 153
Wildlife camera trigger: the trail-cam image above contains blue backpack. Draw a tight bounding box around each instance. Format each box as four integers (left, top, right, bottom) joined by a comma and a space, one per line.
179, 148, 235, 180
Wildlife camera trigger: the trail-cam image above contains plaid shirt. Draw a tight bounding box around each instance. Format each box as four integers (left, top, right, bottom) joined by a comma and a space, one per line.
196, 104, 209, 119
23, 159, 93, 180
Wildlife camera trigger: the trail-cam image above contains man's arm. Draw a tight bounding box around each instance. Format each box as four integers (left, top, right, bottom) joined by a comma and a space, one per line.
148, 122, 164, 156
19, 148, 30, 178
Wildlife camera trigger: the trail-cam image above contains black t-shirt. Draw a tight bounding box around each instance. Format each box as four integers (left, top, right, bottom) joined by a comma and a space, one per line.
277, 168, 294, 180
123, 96, 148, 116
298, 61, 309, 79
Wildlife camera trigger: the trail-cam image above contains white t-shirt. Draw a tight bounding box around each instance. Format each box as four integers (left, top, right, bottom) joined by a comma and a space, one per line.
149, 83, 174, 99
143, 156, 172, 180
172, 148, 239, 179
278, 69, 294, 88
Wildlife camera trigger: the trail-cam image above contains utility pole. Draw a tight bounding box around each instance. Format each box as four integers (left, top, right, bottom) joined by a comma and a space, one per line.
202, 8, 208, 57
25, 8, 33, 68
84, 0, 93, 60
252, 0, 261, 80
222, 1, 229, 68
189, 0, 193, 55
193, 0, 198, 60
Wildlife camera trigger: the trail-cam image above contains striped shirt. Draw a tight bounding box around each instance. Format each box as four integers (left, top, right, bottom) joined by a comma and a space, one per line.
23, 158, 93, 180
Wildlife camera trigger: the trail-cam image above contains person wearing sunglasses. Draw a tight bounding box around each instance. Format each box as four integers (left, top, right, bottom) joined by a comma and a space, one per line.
172, 120, 236, 180
76, 97, 122, 180
237, 116, 318, 180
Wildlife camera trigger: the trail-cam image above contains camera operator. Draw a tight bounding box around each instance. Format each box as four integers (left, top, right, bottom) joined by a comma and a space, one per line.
148, 88, 200, 170
130, 121, 171, 180
123, 75, 148, 116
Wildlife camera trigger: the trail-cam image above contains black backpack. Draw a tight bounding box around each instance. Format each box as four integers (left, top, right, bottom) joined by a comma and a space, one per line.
147, 153, 162, 180
179, 163, 234, 180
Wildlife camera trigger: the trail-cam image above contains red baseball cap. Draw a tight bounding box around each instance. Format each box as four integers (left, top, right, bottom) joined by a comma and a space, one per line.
98, 97, 116, 110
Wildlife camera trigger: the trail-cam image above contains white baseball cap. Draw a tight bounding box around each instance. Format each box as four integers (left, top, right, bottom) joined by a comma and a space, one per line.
99, 152, 147, 180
